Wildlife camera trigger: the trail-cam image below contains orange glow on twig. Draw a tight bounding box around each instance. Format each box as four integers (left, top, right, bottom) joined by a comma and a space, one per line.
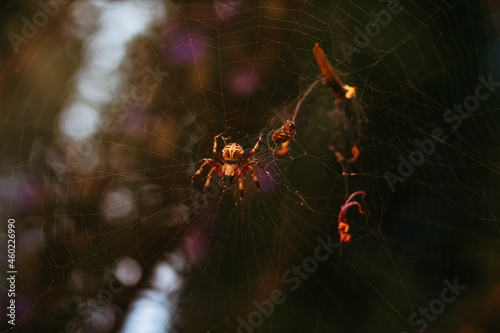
313, 43, 347, 104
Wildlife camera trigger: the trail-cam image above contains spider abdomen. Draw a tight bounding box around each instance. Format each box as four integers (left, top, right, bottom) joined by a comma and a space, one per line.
222, 143, 244, 161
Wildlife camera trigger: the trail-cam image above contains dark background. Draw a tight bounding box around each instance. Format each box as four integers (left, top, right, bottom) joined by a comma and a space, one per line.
1, 1, 499, 332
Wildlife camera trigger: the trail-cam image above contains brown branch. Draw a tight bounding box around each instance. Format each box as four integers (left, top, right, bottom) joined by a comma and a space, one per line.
313, 43, 347, 103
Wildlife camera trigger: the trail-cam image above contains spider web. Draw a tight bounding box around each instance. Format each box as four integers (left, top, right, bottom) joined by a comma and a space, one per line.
1, 0, 500, 332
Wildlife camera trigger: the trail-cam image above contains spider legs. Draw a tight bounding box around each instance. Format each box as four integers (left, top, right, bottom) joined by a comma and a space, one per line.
237, 162, 261, 223
237, 176, 245, 222
192, 133, 263, 223
241, 133, 262, 164
238, 176, 244, 202
203, 167, 223, 196
191, 159, 222, 197
241, 162, 260, 191
213, 134, 225, 164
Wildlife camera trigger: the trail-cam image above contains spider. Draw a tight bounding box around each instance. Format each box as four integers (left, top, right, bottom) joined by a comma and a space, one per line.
272, 119, 296, 157
338, 191, 366, 243
191, 133, 262, 204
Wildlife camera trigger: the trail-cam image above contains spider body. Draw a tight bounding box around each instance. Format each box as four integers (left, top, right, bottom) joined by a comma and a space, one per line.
222, 143, 243, 160
191, 134, 262, 203
219, 143, 243, 182
273, 119, 296, 156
